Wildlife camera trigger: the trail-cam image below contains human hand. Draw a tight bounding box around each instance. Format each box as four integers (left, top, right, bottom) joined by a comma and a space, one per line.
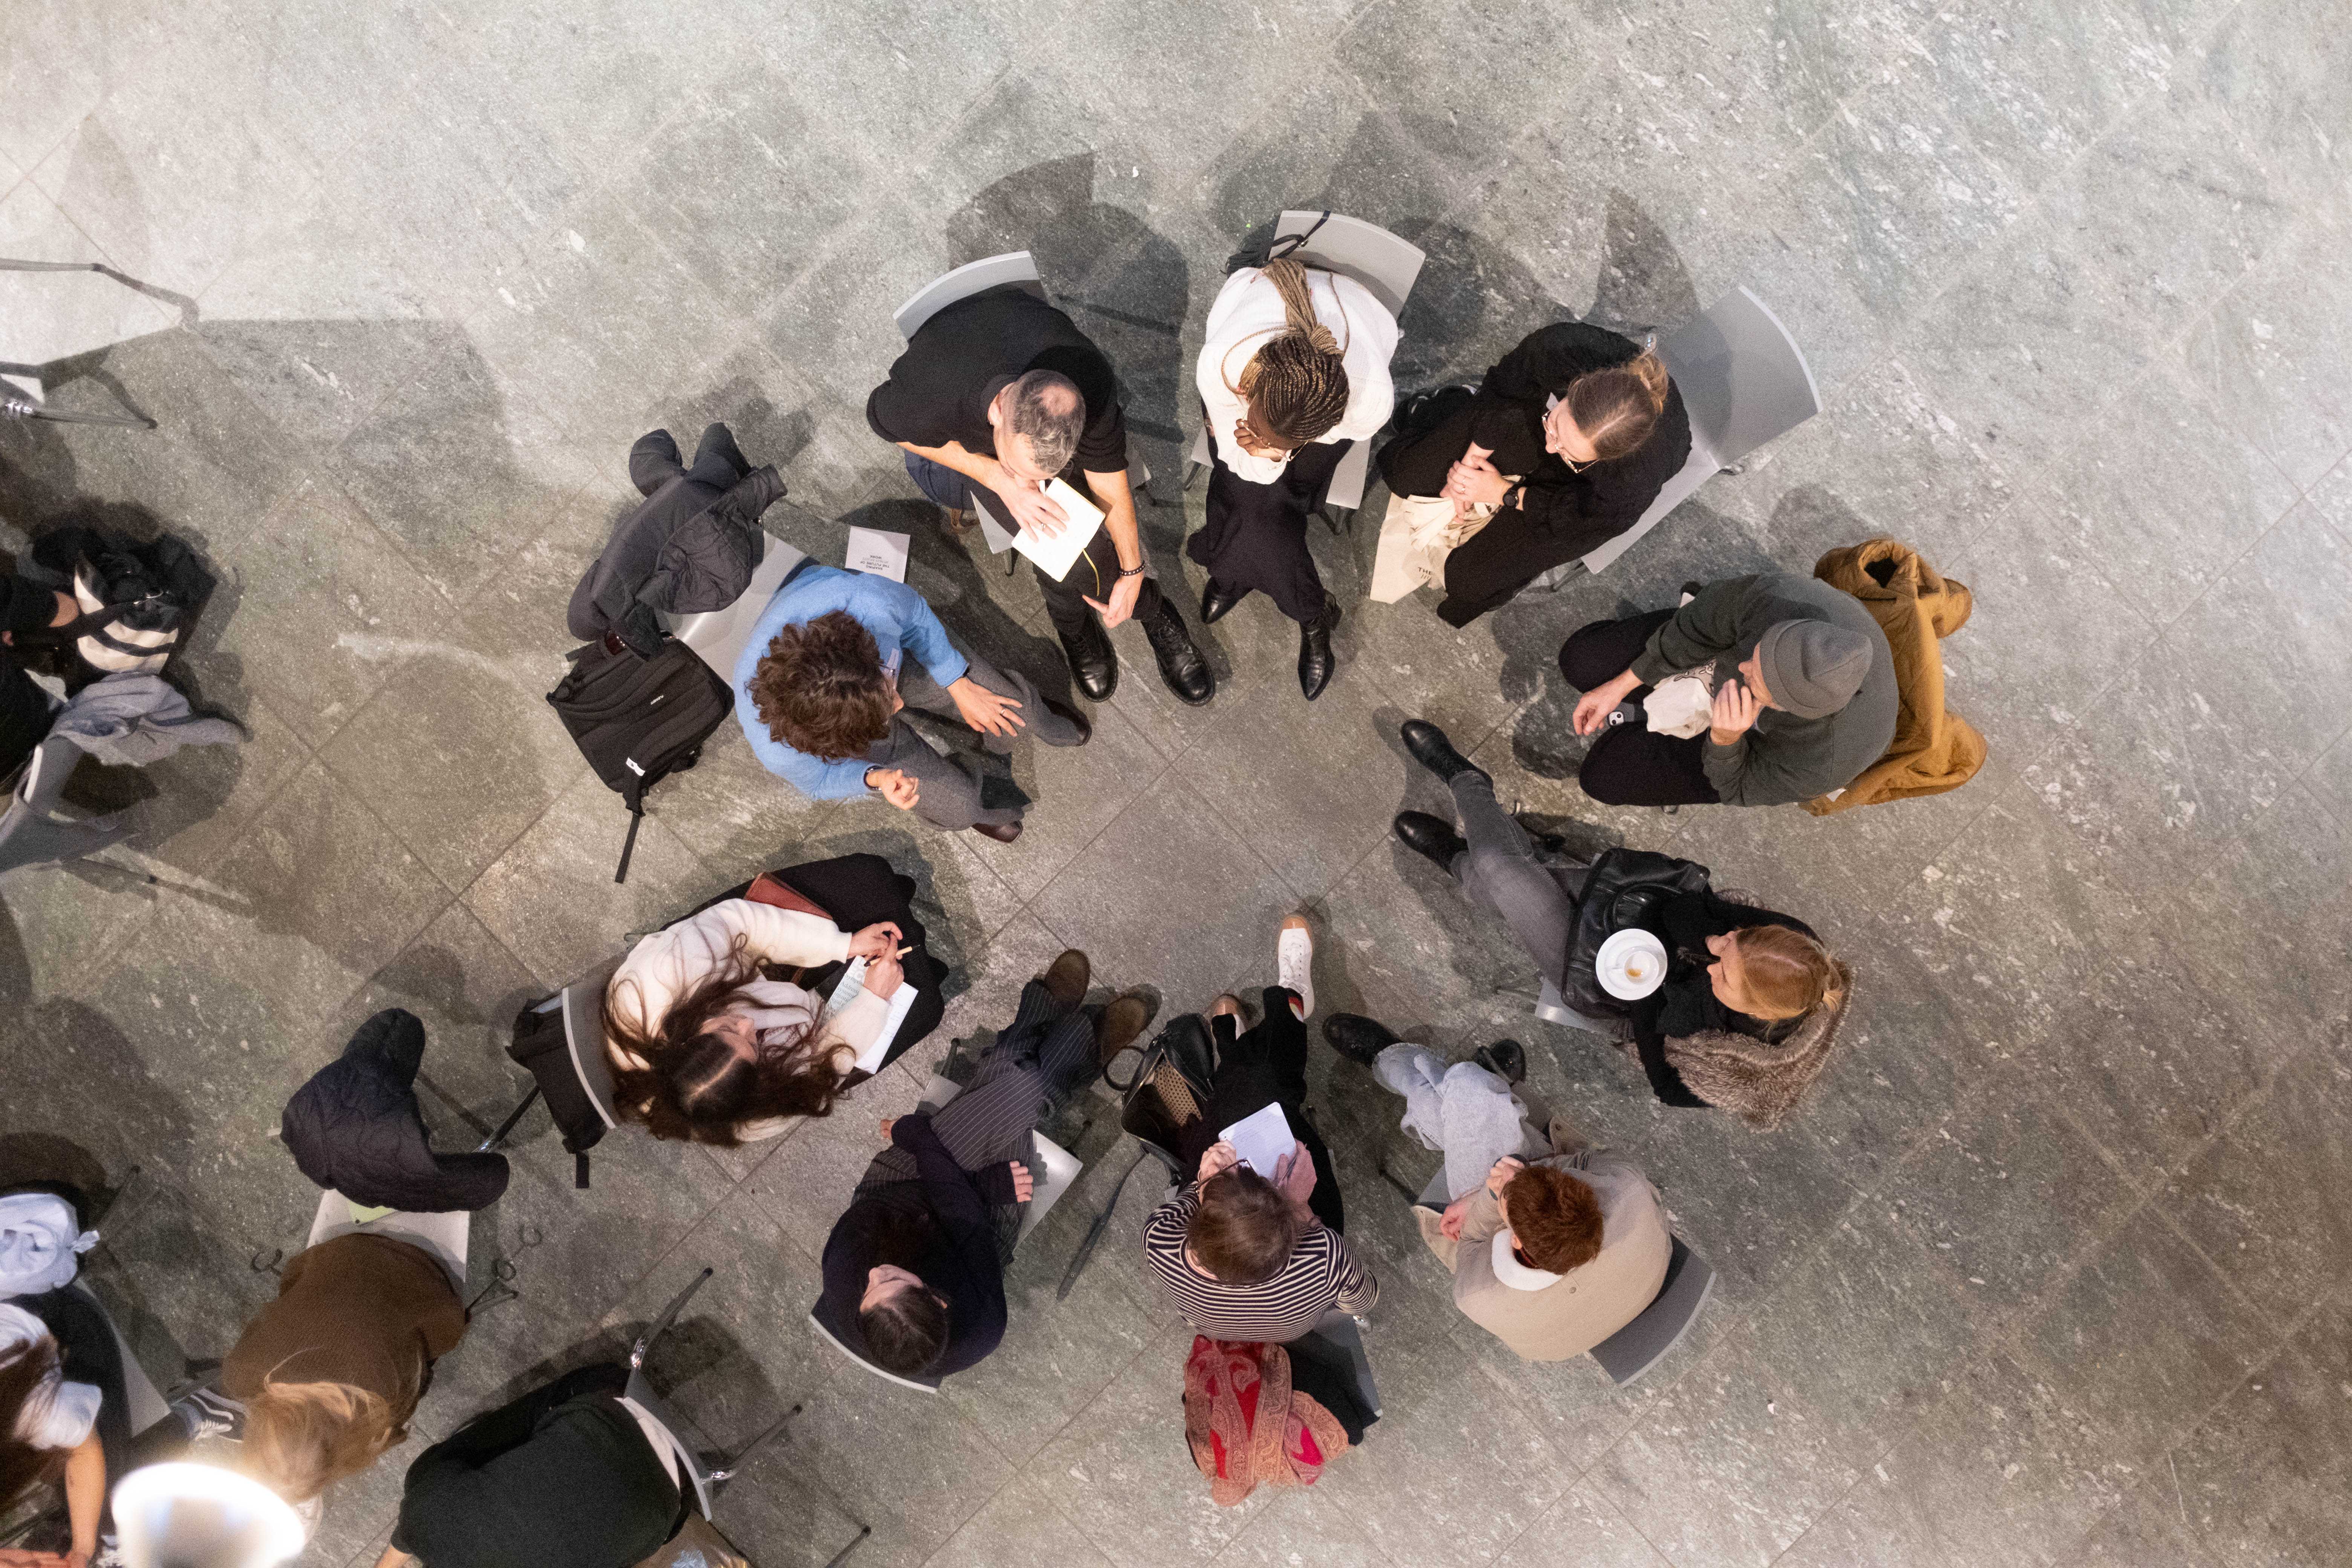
1443, 444, 1511, 507
1709, 678, 1762, 744
1273, 1140, 1317, 1209
864, 950, 904, 996
1438, 1193, 1474, 1241
995, 471, 1069, 538
1197, 1141, 1240, 1184
879, 1117, 897, 1142
1485, 1155, 1526, 1199
865, 767, 920, 810
1083, 570, 1144, 629
949, 676, 1026, 739
1572, 669, 1644, 736
1233, 417, 1288, 462
1009, 1160, 1035, 1204
847, 922, 903, 960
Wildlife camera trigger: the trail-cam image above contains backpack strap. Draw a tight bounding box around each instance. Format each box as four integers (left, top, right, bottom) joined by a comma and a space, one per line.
614, 798, 645, 885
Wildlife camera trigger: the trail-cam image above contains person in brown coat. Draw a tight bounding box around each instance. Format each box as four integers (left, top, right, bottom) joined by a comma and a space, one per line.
1801, 537, 1985, 813
221, 1232, 469, 1505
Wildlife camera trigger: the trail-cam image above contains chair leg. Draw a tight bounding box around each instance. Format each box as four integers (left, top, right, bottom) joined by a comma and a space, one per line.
1183, 461, 1204, 492
1376, 1159, 1423, 1205
823, 1525, 874, 1567
707, 1400, 799, 1484
631, 1266, 715, 1369
477, 1082, 543, 1152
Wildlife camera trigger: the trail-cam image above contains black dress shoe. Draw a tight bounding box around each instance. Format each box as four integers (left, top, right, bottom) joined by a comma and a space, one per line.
1323, 1012, 1400, 1067
1473, 1039, 1528, 1087
1057, 617, 1118, 702
1393, 811, 1467, 873
1297, 601, 1339, 701
1042, 698, 1093, 744
1400, 718, 1488, 786
973, 819, 1024, 844
1200, 577, 1245, 625
1142, 589, 1215, 706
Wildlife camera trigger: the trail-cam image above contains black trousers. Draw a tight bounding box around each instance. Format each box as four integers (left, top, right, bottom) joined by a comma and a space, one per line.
629, 423, 749, 496
1178, 988, 1346, 1234
1559, 608, 1722, 807
1185, 419, 1349, 625
906, 452, 1140, 642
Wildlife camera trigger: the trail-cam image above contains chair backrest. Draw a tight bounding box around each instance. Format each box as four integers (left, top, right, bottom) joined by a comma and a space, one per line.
1657, 284, 1818, 471
561, 982, 622, 1130
303, 1190, 471, 1291
66, 1283, 171, 1436
892, 252, 1047, 341
620, 1374, 716, 1520
1286, 1307, 1382, 1421
668, 532, 810, 685
1588, 1235, 1714, 1385
1272, 211, 1426, 318
807, 1304, 944, 1393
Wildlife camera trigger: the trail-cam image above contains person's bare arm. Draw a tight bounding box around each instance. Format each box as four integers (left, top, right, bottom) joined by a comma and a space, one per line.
63, 1433, 103, 1567
1077, 465, 1145, 627
894, 439, 1067, 536
373, 1547, 417, 1568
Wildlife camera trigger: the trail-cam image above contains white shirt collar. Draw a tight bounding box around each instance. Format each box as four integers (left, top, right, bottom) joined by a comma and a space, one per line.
1491, 1231, 1562, 1291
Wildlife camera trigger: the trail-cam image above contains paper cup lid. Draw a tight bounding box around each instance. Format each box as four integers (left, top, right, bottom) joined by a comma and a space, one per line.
1595, 929, 1669, 1001
110, 1462, 307, 1568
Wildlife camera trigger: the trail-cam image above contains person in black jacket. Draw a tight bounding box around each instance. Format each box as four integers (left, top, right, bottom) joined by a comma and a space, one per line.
374, 1364, 678, 1568
1374, 323, 1690, 624
816, 950, 1146, 1378
565, 423, 786, 654
1370, 718, 1848, 1127
282, 1009, 510, 1214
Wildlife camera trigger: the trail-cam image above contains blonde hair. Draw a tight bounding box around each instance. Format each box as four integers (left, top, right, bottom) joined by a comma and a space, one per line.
1564, 348, 1671, 461
242, 1380, 397, 1502
1731, 925, 1839, 1020
1226, 258, 1351, 448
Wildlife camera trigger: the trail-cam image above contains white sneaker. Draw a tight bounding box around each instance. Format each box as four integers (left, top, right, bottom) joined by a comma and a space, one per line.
1277, 916, 1314, 1019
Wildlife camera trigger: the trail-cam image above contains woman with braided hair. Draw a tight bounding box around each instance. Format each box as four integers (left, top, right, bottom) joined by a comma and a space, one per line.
1187, 255, 1399, 699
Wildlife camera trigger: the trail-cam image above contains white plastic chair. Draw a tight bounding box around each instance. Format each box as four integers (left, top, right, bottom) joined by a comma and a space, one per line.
303, 1189, 471, 1295
1184, 212, 1427, 521
624, 1268, 803, 1522
665, 533, 811, 685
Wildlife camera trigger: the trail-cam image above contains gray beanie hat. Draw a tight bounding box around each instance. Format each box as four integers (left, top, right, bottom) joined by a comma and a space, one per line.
1753, 619, 1871, 719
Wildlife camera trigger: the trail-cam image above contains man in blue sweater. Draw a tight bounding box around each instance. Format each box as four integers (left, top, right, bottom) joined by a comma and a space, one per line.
731, 564, 1088, 842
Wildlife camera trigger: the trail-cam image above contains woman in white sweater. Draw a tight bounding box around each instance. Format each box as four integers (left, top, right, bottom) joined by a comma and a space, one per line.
602, 896, 908, 1146
1184, 256, 1399, 700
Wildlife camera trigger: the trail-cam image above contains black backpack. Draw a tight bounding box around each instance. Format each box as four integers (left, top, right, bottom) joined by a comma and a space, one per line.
546, 637, 731, 882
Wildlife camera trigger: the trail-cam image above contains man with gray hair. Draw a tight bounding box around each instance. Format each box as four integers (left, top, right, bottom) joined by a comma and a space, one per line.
867, 288, 1213, 707
1555, 570, 1898, 807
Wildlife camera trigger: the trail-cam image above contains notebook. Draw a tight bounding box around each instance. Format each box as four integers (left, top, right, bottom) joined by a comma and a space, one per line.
1219, 1101, 1295, 1179
824, 957, 921, 1073
1009, 479, 1105, 582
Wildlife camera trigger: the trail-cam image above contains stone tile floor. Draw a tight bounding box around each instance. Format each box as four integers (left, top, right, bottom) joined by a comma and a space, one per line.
3, 0, 2349, 1564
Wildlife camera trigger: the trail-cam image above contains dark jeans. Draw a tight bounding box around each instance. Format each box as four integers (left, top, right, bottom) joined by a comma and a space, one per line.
1178, 987, 1345, 1234
1559, 608, 1721, 807
630, 423, 749, 495
1184, 418, 1349, 624
903, 452, 1141, 642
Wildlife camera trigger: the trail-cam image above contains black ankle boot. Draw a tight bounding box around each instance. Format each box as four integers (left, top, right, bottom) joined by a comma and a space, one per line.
1323, 1013, 1400, 1066
1297, 601, 1339, 700
1057, 616, 1118, 702
1393, 811, 1467, 872
1400, 718, 1488, 786
1141, 585, 1215, 706
1474, 1039, 1527, 1087
1200, 577, 1244, 625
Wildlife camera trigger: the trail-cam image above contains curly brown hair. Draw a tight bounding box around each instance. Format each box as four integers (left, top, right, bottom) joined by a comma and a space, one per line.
1502, 1164, 1605, 1273
603, 934, 847, 1145
748, 610, 896, 761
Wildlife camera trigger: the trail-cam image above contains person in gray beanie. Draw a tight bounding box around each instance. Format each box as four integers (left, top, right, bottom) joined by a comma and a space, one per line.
1554, 571, 1897, 806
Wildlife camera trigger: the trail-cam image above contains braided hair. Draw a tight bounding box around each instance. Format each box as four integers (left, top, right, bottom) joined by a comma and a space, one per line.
1229, 257, 1351, 449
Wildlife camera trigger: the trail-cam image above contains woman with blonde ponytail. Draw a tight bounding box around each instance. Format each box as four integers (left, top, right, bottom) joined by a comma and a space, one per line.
1374, 322, 1689, 625
1188, 252, 1400, 700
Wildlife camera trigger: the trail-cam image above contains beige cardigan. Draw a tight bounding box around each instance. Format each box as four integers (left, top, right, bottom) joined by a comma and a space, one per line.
1415, 1130, 1672, 1362
604, 899, 889, 1140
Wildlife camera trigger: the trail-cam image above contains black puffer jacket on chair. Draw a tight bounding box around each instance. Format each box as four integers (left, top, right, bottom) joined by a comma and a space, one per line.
281, 1008, 511, 1213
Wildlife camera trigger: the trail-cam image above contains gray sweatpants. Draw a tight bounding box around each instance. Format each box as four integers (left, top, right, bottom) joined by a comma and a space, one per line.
868, 646, 1086, 831
1446, 771, 1591, 991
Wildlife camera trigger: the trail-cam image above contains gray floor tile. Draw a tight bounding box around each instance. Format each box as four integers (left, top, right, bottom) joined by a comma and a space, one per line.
967, 698, 1173, 900
2198, 0, 2352, 223
1768, 1450, 1963, 1568
2181, 215, 2352, 488
923, 1470, 1117, 1568
1493, 1478, 1675, 1568
2064, 1477, 2225, 1568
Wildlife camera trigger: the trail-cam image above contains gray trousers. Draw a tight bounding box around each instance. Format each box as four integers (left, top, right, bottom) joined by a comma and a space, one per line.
1446, 771, 1590, 992
868, 646, 1085, 830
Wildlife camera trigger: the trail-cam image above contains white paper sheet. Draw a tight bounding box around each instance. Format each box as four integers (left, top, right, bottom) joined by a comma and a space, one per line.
1008, 478, 1105, 582
1219, 1101, 1295, 1178
825, 958, 922, 1074
845, 525, 911, 582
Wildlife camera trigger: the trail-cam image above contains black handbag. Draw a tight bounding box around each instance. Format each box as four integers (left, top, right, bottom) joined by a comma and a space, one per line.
1562, 847, 1712, 1016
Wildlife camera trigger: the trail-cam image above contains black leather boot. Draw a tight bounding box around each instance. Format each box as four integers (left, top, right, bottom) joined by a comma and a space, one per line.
1473, 1039, 1528, 1086
1297, 600, 1339, 701
1141, 583, 1215, 706
1392, 811, 1468, 872
1400, 718, 1489, 786
1057, 616, 1118, 702
1200, 577, 1245, 624
1323, 1013, 1400, 1067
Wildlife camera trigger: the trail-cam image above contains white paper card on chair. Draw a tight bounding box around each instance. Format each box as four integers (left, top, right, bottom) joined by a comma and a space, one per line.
845, 526, 911, 582
824, 958, 922, 1073
1219, 1101, 1295, 1178
1008, 479, 1104, 583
